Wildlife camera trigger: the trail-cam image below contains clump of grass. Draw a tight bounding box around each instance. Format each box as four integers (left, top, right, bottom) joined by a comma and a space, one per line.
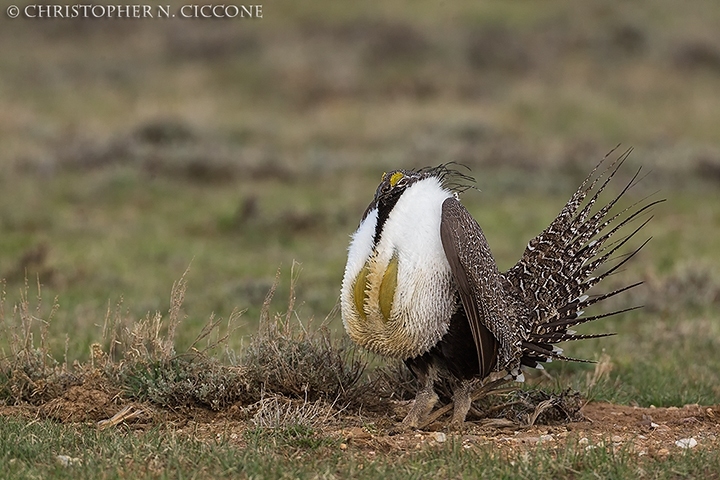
249, 395, 340, 430
0, 278, 81, 405
244, 395, 339, 451
117, 357, 248, 411
107, 269, 251, 410
0, 266, 376, 416
240, 266, 369, 406
95, 264, 371, 412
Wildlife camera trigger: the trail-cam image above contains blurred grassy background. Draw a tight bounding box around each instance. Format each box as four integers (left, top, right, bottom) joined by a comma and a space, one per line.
1, 0, 720, 404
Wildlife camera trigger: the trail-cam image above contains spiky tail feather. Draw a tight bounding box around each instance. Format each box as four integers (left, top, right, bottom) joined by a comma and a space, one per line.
503, 148, 663, 369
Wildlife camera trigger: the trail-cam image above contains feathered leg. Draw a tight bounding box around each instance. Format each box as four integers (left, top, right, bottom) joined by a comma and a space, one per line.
450, 379, 474, 427
400, 367, 439, 430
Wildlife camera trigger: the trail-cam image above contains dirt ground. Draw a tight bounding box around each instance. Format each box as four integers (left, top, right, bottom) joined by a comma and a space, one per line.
2, 384, 719, 458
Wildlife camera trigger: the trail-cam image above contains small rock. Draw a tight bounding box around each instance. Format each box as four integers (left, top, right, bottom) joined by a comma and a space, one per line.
339, 443, 348, 450
640, 414, 653, 427
611, 435, 623, 443
539, 434, 554, 442
56, 455, 81, 467
675, 438, 698, 449
657, 448, 670, 456
434, 432, 447, 443
578, 437, 589, 446
650, 422, 660, 428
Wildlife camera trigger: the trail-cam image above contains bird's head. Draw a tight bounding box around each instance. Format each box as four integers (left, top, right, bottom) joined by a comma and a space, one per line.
374, 165, 474, 207
373, 170, 424, 208
361, 164, 475, 243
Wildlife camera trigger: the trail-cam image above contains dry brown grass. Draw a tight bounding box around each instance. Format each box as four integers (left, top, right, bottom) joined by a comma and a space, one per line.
0, 267, 587, 433
0, 267, 373, 417
239, 265, 370, 407
0, 277, 81, 405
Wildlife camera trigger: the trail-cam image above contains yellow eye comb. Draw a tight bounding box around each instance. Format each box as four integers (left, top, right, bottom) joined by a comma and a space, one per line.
389, 172, 404, 187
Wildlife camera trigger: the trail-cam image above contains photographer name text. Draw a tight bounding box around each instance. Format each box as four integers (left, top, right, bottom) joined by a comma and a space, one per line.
7, 4, 262, 19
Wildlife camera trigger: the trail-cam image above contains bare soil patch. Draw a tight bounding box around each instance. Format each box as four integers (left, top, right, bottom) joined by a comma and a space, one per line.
2, 383, 719, 457
325, 401, 720, 458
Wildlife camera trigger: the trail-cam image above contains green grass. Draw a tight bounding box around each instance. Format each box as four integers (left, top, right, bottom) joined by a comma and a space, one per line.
2, 0, 720, 477
2, 416, 720, 480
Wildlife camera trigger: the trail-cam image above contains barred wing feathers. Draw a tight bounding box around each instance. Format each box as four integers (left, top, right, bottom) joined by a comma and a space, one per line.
440, 197, 517, 375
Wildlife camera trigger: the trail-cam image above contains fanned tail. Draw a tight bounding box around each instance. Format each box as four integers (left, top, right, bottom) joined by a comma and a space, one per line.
503, 148, 663, 370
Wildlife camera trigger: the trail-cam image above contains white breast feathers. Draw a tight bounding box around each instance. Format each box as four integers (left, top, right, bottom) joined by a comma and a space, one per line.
341, 177, 458, 359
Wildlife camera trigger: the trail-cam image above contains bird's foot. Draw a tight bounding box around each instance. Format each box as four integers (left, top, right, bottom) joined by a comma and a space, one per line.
447, 378, 475, 428
389, 388, 439, 435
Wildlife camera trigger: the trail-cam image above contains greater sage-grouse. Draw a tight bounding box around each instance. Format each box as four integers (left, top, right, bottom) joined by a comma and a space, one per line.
340, 152, 659, 429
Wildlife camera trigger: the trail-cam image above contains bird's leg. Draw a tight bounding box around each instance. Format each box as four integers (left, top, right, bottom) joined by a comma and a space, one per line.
450, 379, 475, 427
400, 368, 438, 430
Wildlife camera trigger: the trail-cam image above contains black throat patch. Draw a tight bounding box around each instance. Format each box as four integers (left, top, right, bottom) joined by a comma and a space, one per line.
373, 187, 405, 246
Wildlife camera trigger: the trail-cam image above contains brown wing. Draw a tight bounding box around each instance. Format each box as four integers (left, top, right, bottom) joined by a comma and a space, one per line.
440, 197, 514, 377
